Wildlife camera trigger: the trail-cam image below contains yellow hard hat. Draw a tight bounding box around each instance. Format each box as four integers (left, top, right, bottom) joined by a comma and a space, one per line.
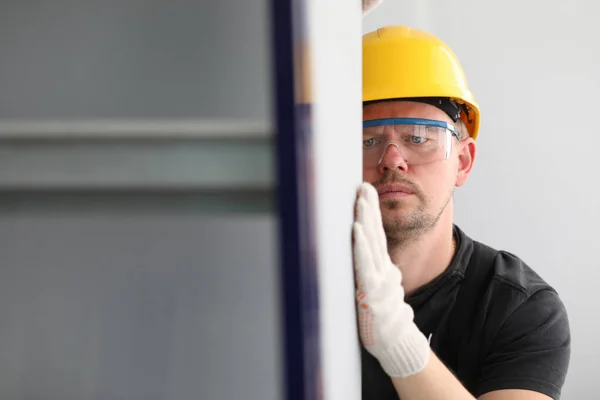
363, 26, 480, 140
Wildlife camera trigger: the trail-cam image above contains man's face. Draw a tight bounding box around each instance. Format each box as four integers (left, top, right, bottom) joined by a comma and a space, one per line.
362, 100, 475, 245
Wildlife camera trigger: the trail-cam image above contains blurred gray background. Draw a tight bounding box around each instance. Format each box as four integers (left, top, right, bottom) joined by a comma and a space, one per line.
0, 1, 280, 399
0, 1, 271, 119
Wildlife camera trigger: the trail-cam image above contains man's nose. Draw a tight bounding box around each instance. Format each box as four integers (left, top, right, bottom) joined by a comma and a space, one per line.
377, 142, 408, 172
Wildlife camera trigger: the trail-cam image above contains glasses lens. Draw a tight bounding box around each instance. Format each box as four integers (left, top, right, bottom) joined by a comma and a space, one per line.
363, 119, 455, 167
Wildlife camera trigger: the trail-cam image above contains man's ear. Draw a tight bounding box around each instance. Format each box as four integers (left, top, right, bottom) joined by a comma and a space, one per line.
455, 138, 476, 187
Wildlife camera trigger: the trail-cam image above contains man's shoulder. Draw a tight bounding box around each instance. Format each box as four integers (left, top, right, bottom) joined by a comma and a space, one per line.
450, 227, 570, 398
471, 238, 558, 300
466, 241, 571, 399
464, 237, 568, 335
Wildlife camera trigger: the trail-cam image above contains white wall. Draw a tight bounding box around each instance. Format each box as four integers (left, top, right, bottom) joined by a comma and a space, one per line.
363, 1, 600, 398
307, 1, 363, 399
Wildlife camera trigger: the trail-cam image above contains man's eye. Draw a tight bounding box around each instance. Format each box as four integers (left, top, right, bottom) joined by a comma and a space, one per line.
363, 138, 377, 147
409, 136, 427, 144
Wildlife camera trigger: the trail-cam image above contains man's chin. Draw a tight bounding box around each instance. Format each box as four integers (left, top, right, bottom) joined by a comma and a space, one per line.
379, 198, 414, 213
380, 204, 427, 234
381, 208, 412, 229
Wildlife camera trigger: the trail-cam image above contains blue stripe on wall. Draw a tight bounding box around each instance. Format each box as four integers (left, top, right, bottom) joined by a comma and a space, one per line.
269, 0, 322, 398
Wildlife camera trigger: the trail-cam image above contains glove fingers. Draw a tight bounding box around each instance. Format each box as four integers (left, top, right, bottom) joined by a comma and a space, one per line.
358, 183, 388, 273
356, 197, 384, 273
362, 183, 389, 261
352, 222, 380, 292
362, 0, 383, 16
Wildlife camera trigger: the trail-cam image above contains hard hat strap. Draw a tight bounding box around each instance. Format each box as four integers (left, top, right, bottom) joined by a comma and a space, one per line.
363, 97, 470, 125
404, 97, 462, 123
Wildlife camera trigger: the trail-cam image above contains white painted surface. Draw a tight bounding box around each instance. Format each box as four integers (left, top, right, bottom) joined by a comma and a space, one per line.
307, 0, 363, 398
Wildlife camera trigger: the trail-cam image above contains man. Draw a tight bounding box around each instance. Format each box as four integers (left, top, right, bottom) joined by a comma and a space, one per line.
353, 26, 571, 399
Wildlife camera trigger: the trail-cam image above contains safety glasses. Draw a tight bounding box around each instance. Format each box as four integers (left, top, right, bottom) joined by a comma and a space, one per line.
362, 118, 460, 167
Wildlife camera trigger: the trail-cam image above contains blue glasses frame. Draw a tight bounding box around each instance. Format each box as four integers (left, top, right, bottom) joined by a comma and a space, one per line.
363, 118, 460, 140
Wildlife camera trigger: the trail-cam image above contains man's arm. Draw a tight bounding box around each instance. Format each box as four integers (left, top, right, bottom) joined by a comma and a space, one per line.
390, 349, 474, 399
386, 288, 569, 400
478, 390, 553, 400
389, 350, 553, 400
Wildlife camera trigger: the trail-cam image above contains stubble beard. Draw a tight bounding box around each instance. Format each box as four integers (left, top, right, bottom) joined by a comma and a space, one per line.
372, 170, 455, 250
381, 189, 453, 249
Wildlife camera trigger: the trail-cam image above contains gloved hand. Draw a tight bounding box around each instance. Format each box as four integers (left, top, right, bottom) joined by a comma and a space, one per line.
353, 182, 431, 378
362, 0, 383, 15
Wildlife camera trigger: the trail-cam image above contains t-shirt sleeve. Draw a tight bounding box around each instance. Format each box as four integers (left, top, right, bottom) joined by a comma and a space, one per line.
474, 289, 571, 399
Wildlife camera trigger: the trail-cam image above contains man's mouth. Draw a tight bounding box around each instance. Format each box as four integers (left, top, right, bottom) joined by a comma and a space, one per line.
376, 183, 414, 198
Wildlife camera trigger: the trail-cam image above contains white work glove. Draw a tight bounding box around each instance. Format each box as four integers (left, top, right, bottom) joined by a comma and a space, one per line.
362, 0, 383, 15
353, 182, 431, 378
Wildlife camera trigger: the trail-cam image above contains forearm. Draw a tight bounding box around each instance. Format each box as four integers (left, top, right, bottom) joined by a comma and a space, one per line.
391, 349, 475, 400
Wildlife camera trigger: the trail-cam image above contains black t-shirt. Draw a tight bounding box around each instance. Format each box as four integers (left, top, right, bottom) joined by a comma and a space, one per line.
361, 225, 571, 399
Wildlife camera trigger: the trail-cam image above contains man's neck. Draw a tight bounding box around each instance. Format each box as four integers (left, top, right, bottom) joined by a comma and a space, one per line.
388, 213, 456, 296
